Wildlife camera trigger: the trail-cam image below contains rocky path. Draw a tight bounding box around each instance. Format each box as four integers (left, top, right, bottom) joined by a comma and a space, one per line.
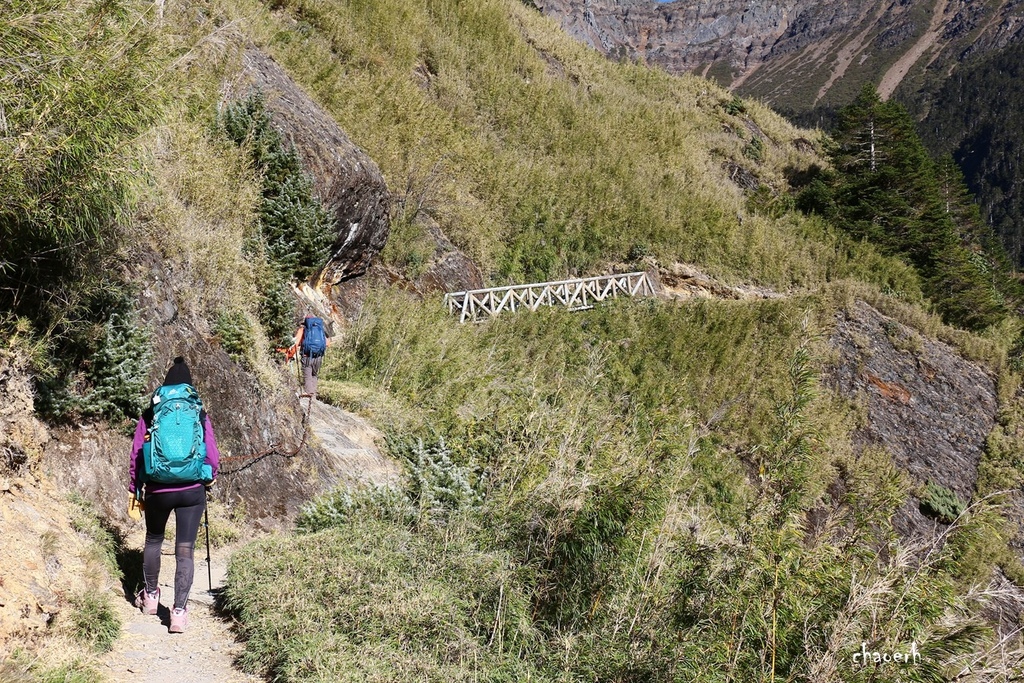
101, 534, 259, 683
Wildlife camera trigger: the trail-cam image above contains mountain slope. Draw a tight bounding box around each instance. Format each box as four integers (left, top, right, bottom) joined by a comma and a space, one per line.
532, 0, 1024, 268
530, 0, 1024, 111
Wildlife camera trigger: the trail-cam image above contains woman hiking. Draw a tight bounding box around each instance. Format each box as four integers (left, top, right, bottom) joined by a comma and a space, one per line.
127, 356, 219, 633
287, 314, 331, 397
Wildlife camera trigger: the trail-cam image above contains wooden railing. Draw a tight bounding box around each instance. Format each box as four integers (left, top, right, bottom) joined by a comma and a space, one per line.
444, 271, 654, 323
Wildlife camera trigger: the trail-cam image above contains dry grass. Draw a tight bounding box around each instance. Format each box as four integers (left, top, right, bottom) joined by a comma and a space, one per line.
137, 121, 260, 318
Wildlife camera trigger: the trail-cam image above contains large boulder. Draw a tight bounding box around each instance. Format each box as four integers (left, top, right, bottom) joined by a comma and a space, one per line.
225, 48, 391, 286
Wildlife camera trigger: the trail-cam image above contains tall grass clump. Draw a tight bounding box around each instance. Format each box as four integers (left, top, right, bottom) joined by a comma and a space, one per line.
225, 522, 542, 682
0, 0, 165, 371
0, 652, 104, 683
67, 592, 121, 653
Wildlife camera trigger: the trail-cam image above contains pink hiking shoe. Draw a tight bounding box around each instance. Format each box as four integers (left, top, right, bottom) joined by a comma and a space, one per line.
134, 588, 160, 615
169, 607, 188, 633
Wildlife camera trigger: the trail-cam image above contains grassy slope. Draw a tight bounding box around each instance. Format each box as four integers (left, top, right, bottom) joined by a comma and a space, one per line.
215, 0, 921, 296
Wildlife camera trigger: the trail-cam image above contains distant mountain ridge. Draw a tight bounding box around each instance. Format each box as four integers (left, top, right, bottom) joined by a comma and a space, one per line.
531, 0, 1024, 110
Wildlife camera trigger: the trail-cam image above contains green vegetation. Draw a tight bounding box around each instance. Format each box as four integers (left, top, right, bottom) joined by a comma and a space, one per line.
0, 0, 162, 322
214, 309, 255, 364
227, 522, 539, 681
219, 92, 335, 282
919, 481, 967, 524
921, 41, 1024, 270
0, 0, 167, 416
4, 0, 1024, 679
217, 92, 335, 347
225, 290, 1023, 681
238, 0, 920, 294
67, 493, 121, 580
0, 652, 103, 683
68, 591, 121, 653
38, 288, 153, 427
794, 86, 1019, 330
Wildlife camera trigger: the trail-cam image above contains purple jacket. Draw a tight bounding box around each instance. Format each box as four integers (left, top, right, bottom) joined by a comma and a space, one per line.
128, 413, 220, 495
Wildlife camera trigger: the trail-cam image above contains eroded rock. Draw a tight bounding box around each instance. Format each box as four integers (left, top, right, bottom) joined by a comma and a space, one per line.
826, 300, 997, 538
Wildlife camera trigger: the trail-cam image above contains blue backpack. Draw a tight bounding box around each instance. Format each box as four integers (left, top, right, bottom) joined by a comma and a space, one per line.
301, 317, 327, 357
142, 383, 212, 484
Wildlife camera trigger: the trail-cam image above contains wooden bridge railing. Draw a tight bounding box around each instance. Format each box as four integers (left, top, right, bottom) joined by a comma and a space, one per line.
444, 271, 654, 323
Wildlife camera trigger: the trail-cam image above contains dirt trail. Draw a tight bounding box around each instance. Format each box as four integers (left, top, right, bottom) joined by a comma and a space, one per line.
101, 532, 258, 683
99, 398, 393, 682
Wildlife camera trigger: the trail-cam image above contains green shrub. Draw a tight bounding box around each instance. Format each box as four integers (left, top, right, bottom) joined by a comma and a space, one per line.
743, 135, 765, 162
296, 484, 416, 532
68, 591, 120, 653
746, 184, 795, 219
218, 92, 335, 282
387, 435, 484, 525
626, 241, 650, 262
254, 263, 296, 349
920, 481, 967, 524
214, 309, 253, 363
39, 289, 152, 427
67, 493, 121, 579
724, 95, 747, 116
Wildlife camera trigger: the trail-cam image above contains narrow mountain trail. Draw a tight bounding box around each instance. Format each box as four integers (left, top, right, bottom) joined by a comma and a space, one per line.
101, 532, 259, 683
99, 398, 396, 682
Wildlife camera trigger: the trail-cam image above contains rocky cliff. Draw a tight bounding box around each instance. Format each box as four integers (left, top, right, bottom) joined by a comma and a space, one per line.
224, 48, 392, 290
826, 300, 997, 539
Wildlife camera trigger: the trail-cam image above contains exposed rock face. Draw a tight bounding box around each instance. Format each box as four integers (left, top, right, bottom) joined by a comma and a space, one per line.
0, 476, 101, 646
1, 349, 48, 476
410, 217, 485, 295
328, 216, 484, 319
654, 262, 784, 301
533, 0, 839, 80
0, 352, 101, 647
306, 400, 401, 488
225, 48, 392, 286
826, 300, 997, 538
532, 0, 1024, 109
44, 256, 396, 527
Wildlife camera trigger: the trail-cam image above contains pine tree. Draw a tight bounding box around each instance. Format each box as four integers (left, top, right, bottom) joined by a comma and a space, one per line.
826, 86, 1007, 328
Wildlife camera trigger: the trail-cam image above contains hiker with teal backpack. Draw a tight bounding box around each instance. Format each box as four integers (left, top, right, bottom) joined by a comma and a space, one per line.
127, 357, 219, 634
287, 314, 330, 397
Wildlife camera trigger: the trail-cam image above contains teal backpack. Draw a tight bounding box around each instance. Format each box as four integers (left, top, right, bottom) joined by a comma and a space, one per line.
142, 383, 212, 485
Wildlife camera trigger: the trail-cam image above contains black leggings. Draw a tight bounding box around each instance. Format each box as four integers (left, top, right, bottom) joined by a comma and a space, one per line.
143, 487, 206, 610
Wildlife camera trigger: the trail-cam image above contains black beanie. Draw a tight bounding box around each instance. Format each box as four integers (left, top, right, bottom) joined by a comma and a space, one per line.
163, 356, 194, 386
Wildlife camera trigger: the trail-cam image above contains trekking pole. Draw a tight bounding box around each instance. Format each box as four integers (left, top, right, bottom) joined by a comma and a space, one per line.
204, 500, 213, 592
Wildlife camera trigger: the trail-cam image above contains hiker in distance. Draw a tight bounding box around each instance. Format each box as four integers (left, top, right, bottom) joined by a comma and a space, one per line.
127, 356, 219, 634
286, 314, 330, 398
